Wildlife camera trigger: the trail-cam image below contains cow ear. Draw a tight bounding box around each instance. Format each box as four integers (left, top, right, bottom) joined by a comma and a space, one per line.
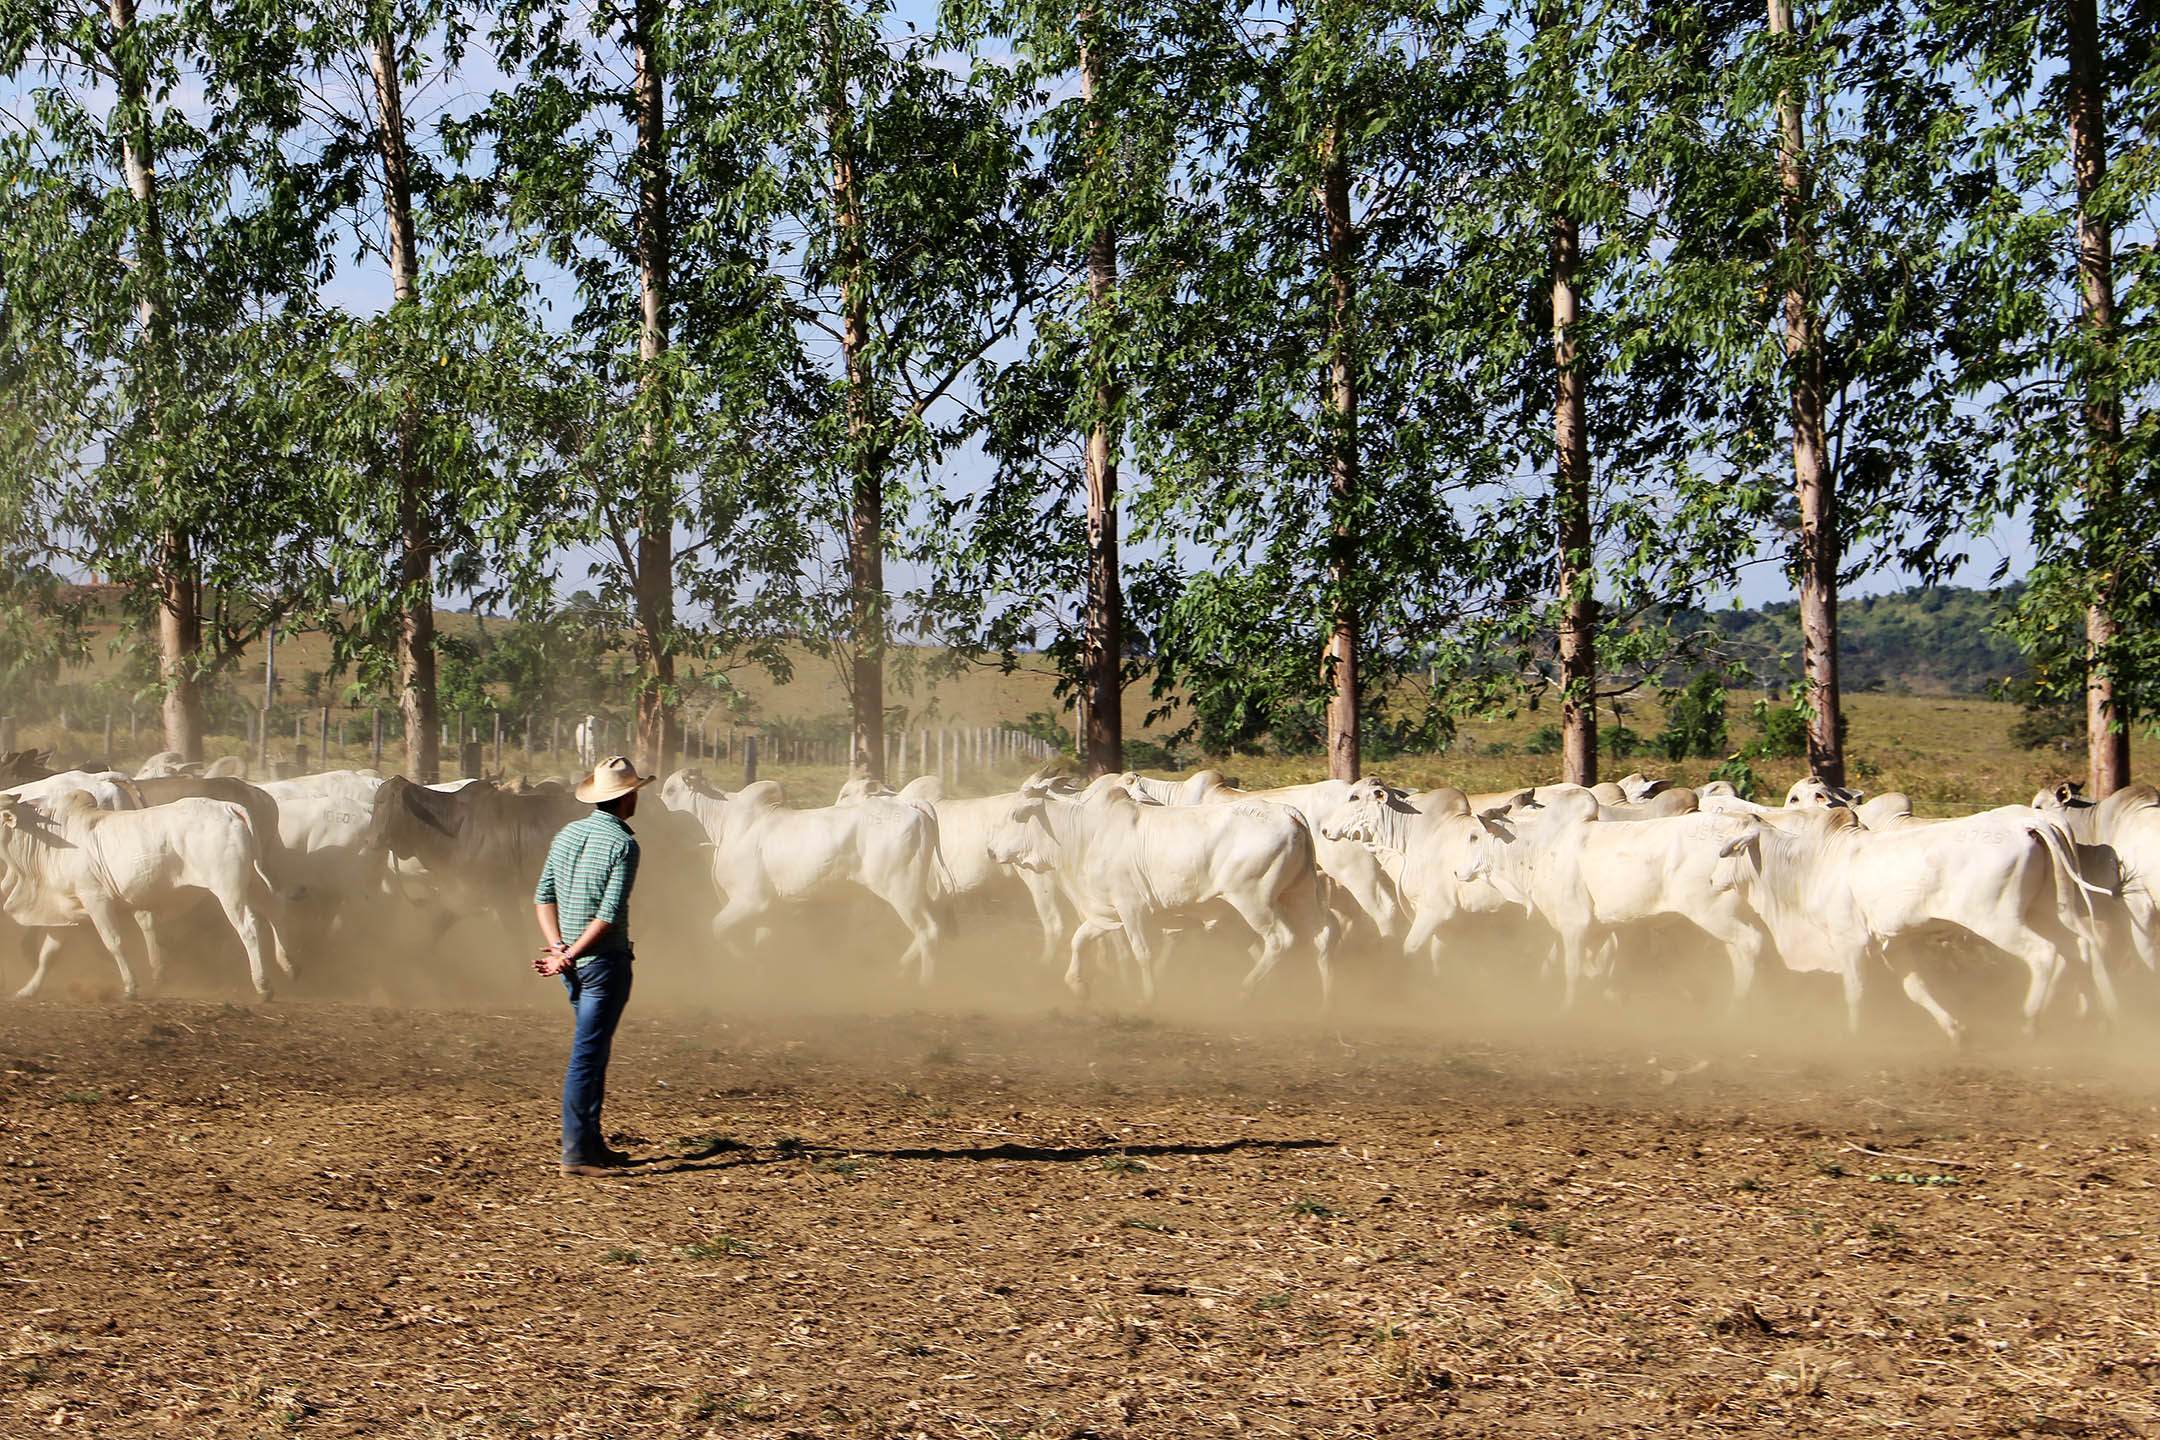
1, 806, 16, 829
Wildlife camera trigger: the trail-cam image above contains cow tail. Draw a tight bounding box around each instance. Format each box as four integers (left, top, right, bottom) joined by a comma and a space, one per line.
2030, 822, 2109, 981
926, 822, 960, 939
2030, 822, 2113, 912
1295, 811, 1335, 956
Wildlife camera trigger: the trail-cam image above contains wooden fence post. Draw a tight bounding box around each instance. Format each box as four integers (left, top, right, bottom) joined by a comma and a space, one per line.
372, 707, 383, 772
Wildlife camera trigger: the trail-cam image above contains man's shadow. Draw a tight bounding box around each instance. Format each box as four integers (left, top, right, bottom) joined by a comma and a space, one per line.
642, 1134, 1332, 1175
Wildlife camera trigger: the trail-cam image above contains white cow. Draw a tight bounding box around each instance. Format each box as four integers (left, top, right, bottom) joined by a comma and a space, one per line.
1700, 782, 1855, 825
1717, 803, 2107, 1041
1319, 781, 1519, 962
134, 752, 201, 778
1463, 789, 1775, 1007
0, 792, 289, 999
1120, 770, 1230, 806
6, 770, 142, 814
2032, 782, 2160, 986
988, 776, 1335, 1005
256, 770, 391, 953
1200, 779, 1407, 945
1590, 777, 1675, 806
841, 774, 1073, 970
662, 769, 949, 983
1787, 776, 1864, 809
573, 716, 599, 769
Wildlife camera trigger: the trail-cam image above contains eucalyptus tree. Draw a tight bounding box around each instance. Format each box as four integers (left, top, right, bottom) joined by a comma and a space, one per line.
714, 0, 1042, 782
1406, 0, 1770, 786
934, 0, 1192, 775
1764, 0, 1837, 783
1930, 0, 2160, 795
1101, 0, 1528, 773
1, 0, 328, 758
462, 0, 818, 776
237, 0, 516, 779
1631, 0, 1999, 788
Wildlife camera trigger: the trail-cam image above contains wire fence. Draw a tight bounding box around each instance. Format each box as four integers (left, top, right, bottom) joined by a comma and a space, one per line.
0, 707, 1065, 792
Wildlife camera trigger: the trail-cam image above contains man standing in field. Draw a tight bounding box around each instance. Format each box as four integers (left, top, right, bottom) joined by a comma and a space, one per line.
534, 755, 652, 1177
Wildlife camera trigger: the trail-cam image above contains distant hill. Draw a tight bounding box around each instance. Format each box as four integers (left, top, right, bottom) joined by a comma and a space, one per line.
1682, 585, 2027, 696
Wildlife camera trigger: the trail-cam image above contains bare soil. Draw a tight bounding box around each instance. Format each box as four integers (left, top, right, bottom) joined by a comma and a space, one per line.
7, 980, 2160, 1439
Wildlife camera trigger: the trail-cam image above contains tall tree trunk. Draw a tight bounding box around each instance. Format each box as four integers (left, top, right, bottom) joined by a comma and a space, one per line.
369, 21, 439, 783
1769, 0, 1841, 787
1079, 13, 1124, 778
1551, 210, 1596, 787
2066, 0, 2128, 797
1319, 118, 1359, 782
110, 0, 202, 760
829, 30, 884, 783
630, 0, 676, 779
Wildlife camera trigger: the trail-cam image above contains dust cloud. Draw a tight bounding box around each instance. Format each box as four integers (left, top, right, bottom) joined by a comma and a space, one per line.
21, 833, 2158, 1097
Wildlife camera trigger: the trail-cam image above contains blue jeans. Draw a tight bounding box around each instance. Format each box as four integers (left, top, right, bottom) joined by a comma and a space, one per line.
559, 951, 633, 1166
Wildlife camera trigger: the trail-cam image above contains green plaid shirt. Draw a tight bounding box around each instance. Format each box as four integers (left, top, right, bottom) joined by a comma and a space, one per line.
534, 810, 640, 964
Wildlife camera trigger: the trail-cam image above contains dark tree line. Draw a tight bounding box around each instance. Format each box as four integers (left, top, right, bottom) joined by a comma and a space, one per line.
2, 0, 2156, 790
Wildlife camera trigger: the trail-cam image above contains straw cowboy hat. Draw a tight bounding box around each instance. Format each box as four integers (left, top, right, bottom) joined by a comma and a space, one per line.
574, 755, 655, 805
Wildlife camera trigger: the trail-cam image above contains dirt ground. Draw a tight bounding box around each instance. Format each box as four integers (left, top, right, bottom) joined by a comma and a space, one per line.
8, 942, 2160, 1440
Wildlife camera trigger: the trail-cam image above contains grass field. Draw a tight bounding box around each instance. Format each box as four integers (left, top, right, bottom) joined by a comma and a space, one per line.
14, 604, 2141, 811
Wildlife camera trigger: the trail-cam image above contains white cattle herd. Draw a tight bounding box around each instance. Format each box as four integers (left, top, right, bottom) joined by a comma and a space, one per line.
0, 751, 2151, 1045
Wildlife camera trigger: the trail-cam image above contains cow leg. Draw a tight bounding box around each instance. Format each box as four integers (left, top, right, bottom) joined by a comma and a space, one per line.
132, 910, 169, 985
1899, 970, 1966, 1046
1022, 871, 1068, 970
15, 932, 67, 1000
1589, 934, 1623, 995
709, 895, 772, 951
81, 902, 142, 1001
884, 890, 943, 988
1556, 927, 1594, 1008
1698, 911, 1768, 1012
259, 886, 299, 979
1232, 904, 1304, 1004
1117, 911, 1163, 1006
1404, 905, 1444, 973
1065, 916, 1121, 999
1966, 918, 2069, 1035
1841, 954, 1869, 1035
2123, 890, 2160, 971
2089, 945, 2122, 1021
211, 888, 276, 1000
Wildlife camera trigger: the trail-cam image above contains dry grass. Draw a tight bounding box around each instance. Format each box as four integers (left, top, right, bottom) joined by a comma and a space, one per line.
8, 1000, 2160, 1438
23, 613, 2137, 808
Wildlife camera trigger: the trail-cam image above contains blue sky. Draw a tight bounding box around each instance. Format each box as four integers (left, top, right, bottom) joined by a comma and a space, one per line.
3, 0, 2045, 621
